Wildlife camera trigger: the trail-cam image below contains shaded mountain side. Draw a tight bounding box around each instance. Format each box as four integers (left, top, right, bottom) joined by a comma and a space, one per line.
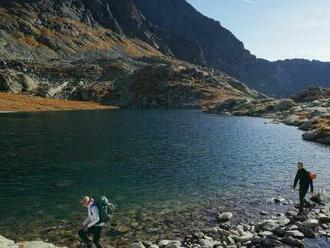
0, 57, 263, 108
0, 0, 263, 108
133, 0, 330, 97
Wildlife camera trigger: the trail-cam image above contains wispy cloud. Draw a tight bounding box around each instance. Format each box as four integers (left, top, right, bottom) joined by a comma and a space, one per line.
242, 0, 256, 4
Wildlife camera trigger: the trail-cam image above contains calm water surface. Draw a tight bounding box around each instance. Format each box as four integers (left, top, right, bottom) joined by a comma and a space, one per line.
0, 109, 329, 245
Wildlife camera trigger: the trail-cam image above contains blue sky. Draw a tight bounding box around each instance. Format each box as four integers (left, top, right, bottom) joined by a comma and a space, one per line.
186, 0, 330, 61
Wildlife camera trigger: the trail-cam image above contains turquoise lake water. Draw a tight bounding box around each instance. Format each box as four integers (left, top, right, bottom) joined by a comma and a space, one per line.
0, 109, 329, 245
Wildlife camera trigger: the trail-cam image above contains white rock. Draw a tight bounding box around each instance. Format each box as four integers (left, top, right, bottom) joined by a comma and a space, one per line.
285, 230, 304, 239
0, 236, 18, 248
262, 220, 279, 231
303, 219, 319, 228
17, 241, 66, 248
218, 212, 233, 221
198, 236, 215, 248
158, 240, 181, 248
259, 231, 273, 236
131, 242, 146, 248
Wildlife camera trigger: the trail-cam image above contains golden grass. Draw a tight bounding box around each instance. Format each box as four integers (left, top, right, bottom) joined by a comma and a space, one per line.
0, 92, 118, 112
39, 27, 55, 37
319, 119, 330, 132
23, 36, 39, 47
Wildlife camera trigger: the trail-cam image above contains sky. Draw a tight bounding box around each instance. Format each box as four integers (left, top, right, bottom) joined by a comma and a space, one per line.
186, 0, 330, 62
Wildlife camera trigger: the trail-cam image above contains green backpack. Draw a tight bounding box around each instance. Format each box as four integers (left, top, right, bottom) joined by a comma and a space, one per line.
93, 196, 115, 223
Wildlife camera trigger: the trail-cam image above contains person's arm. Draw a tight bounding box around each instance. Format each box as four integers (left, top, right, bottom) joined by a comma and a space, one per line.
310, 178, 314, 193
293, 170, 300, 189
82, 216, 90, 226
87, 206, 100, 228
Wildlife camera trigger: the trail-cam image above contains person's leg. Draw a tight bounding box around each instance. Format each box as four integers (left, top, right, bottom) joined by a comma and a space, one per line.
302, 188, 308, 205
78, 228, 92, 247
298, 188, 305, 214
92, 226, 102, 248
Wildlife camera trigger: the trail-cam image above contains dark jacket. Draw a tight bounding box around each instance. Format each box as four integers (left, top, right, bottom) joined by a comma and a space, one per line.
293, 168, 314, 192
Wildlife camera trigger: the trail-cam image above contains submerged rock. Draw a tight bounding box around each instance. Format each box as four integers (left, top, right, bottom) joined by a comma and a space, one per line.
217, 212, 233, 222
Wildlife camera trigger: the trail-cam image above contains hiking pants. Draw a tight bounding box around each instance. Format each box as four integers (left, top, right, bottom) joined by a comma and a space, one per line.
299, 187, 309, 211
79, 226, 102, 248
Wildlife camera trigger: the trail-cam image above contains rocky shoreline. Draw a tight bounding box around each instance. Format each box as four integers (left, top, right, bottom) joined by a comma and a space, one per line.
1, 193, 329, 248
206, 86, 330, 146
131, 193, 330, 248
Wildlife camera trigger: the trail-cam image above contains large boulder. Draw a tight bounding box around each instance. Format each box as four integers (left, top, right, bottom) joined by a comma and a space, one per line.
283, 114, 305, 126
302, 128, 330, 145
302, 219, 319, 228
0, 235, 17, 247
0, 69, 39, 93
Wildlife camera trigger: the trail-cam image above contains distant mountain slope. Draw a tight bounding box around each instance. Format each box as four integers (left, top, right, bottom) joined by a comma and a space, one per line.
0, 0, 262, 108
133, 0, 330, 97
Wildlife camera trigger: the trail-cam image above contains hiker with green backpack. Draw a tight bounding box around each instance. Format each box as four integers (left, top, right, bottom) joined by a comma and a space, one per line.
79, 195, 115, 248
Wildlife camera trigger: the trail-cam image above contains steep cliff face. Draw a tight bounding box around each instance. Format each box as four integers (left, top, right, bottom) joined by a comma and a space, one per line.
1, 0, 328, 102
0, 0, 262, 108
133, 0, 330, 97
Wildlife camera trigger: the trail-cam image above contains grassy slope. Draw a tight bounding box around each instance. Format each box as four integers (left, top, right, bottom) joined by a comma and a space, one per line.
0, 92, 117, 112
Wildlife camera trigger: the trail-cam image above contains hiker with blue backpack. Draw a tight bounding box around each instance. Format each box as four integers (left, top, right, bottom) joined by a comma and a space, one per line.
79, 195, 115, 248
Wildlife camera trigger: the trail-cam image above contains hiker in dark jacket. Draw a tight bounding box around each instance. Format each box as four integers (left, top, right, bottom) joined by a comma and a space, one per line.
78, 196, 104, 248
293, 162, 314, 214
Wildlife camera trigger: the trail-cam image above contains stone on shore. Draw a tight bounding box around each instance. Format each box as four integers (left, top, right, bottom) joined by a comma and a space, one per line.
217, 212, 233, 222
158, 240, 181, 248
302, 128, 330, 144
0, 236, 67, 248
131, 242, 146, 248
303, 219, 319, 228
256, 219, 279, 232
0, 235, 16, 247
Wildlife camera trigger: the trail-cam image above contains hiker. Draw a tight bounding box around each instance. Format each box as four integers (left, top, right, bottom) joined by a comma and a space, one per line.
78, 196, 104, 248
293, 161, 315, 214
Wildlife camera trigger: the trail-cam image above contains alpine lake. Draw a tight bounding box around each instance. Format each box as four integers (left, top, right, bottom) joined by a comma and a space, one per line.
0, 109, 329, 246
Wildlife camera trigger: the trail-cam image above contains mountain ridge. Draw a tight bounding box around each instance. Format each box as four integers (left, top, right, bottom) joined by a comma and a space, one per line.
133, 0, 330, 97
0, 0, 329, 104
0, 0, 264, 109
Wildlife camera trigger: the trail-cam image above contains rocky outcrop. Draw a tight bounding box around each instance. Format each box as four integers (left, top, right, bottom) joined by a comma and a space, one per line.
206, 87, 330, 145
0, 69, 39, 93
0, 56, 262, 108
